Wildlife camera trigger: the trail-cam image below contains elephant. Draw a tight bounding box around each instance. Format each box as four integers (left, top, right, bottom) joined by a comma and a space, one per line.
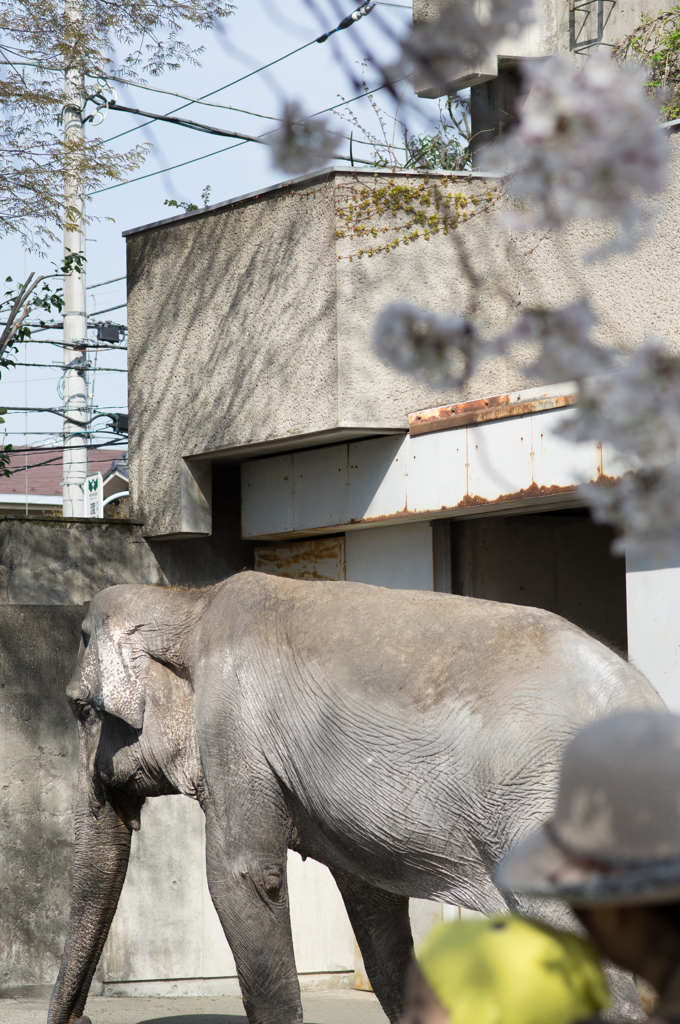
48, 570, 665, 1024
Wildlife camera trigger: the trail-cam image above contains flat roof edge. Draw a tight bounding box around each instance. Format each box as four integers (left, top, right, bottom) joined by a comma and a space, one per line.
122, 165, 500, 237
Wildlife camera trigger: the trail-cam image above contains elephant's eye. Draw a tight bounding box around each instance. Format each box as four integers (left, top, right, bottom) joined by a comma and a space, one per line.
76, 701, 95, 722
81, 630, 91, 649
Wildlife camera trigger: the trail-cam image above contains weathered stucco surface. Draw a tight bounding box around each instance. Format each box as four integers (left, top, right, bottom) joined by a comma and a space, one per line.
0, 518, 165, 604
126, 139, 680, 537
0, 519, 166, 996
0, 603, 84, 996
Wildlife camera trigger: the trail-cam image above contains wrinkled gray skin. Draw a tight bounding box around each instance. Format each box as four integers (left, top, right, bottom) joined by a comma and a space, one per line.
49, 571, 665, 1024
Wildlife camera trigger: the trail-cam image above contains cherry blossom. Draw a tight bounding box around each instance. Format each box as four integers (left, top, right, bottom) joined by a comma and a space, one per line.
401, 0, 534, 92
269, 102, 340, 174
485, 54, 667, 256
374, 303, 481, 386
501, 300, 614, 382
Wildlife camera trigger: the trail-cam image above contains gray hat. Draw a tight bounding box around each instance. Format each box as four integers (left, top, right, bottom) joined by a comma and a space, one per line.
497, 711, 680, 907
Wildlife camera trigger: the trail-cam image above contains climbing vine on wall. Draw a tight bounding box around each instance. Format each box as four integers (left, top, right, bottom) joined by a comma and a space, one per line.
333, 175, 501, 262
615, 7, 680, 120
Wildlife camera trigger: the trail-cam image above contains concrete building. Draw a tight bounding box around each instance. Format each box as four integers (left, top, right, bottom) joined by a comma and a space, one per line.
3, 134, 680, 1000
412, 0, 671, 160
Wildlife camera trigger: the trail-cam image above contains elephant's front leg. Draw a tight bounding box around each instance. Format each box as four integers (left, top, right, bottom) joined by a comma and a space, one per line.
204, 808, 301, 1024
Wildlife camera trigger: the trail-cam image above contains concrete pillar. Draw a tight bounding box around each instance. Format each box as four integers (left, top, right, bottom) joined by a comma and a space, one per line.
470, 65, 522, 167
626, 544, 680, 712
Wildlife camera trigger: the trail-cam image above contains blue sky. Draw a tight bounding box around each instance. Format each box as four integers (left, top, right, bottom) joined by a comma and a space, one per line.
2, 0, 451, 457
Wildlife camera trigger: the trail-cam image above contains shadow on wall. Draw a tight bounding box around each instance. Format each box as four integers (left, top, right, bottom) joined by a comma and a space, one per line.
0, 604, 84, 995
127, 180, 338, 487
450, 509, 627, 654
147, 463, 255, 588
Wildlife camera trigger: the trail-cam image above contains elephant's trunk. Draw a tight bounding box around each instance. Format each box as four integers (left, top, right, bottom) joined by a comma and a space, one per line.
47, 773, 132, 1024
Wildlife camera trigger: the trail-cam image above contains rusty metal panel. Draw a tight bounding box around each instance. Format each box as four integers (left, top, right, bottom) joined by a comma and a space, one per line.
348, 435, 407, 524
409, 383, 578, 436
254, 536, 346, 581
241, 453, 294, 538
241, 399, 632, 540
293, 445, 348, 532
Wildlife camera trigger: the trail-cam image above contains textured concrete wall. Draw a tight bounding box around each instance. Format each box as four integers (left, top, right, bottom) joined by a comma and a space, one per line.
0, 518, 166, 604
126, 140, 680, 538
413, 0, 669, 94
0, 519, 164, 996
0, 603, 84, 996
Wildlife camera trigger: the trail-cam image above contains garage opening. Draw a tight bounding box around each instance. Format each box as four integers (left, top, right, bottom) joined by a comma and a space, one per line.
447, 509, 627, 654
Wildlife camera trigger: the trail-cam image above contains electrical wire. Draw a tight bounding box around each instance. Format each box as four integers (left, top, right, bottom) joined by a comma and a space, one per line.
6, 362, 127, 372
6, 439, 128, 475
101, 39, 317, 145
87, 276, 126, 290
101, 0, 389, 146
91, 79, 400, 195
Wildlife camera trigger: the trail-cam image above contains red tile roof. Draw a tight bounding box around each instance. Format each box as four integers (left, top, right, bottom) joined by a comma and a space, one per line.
0, 447, 128, 496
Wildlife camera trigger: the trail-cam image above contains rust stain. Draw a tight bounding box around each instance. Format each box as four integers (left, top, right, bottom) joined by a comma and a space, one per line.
409, 392, 578, 436
254, 537, 345, 581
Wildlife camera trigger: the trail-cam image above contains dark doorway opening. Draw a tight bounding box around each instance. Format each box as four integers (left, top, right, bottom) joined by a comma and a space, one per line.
447, 509, 627, 654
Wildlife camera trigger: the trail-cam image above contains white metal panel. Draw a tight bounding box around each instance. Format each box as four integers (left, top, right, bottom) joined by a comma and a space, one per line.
468, 415, 535, 502
349, 435, 407, 523
345, 522, 434, 591
407, 430, 467, 513
626, 545, 680, 712
241, 404, 629, 540
242, 453, 294, 537
294, 445, 348, 532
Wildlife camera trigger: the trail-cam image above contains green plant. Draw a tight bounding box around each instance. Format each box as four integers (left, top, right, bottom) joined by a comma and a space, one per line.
336, 62, 471, 171
164, 184, 212, 213
615, 7, 680, 120
333, 175, 498, 261
0, 0, 232, 250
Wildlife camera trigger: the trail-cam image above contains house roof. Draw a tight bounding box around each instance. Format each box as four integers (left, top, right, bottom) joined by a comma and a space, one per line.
0, 447, 128, 497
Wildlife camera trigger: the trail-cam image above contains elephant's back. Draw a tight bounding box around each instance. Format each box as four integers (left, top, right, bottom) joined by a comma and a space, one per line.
216, 571, 662, 722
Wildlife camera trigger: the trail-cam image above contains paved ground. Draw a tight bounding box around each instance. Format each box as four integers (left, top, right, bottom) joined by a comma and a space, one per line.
0, 989, 388, 1024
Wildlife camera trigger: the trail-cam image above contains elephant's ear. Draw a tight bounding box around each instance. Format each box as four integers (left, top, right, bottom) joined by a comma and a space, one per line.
91, 617, 146, 730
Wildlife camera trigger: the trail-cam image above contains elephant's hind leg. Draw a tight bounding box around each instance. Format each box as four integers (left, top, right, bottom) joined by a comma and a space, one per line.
204, 807, 302, 1024
333, 871, 413, 1023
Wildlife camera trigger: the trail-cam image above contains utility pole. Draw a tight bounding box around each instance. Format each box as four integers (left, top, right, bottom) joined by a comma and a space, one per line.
62, 0, 88, 518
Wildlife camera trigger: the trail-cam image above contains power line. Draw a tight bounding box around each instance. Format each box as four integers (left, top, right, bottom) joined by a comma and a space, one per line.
90, 81, 396, 196
89, 302, 127, 315
87, 276, 125, 290
109, 101, 268, 145
102, 41, 317, 145
101, 1, 380, 146
6, 439, 127, 475
6, 362, 126, 372
105, 77, 281, 122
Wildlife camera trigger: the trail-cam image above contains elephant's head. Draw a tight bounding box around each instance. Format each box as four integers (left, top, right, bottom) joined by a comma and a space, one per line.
48, 583, 208, 1024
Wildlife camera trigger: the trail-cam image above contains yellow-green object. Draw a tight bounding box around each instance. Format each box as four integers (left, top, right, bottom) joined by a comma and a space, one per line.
418, 915, 609, 1024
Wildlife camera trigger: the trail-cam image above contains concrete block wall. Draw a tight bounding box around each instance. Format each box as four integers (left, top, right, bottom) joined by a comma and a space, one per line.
0, 518, 167, 997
